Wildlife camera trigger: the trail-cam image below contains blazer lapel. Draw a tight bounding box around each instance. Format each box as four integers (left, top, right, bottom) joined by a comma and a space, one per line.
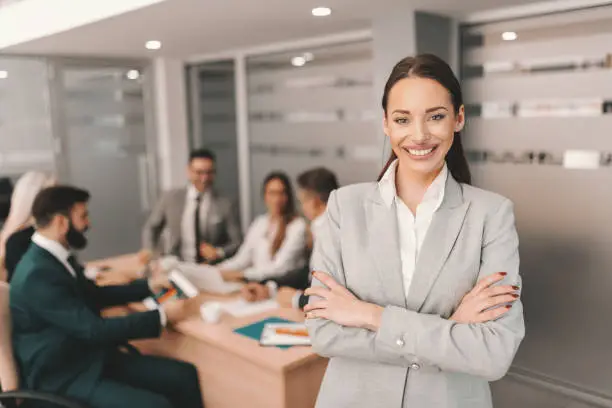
406, 177, 470, 312
365, 188, 406, 308
171, 188, 187, 236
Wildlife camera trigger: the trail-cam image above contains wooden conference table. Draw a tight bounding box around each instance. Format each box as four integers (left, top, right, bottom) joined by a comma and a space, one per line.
95, 254, 328, 408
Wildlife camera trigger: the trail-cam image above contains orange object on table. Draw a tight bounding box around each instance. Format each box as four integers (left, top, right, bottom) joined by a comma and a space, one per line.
274, 328, 309, 337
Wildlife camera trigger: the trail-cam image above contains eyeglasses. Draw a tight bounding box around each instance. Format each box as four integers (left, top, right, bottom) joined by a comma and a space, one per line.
193, 169, 216, 176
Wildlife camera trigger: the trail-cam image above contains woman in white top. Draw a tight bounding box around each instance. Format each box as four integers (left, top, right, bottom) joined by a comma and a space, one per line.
0, 172, 54, 281
220, 172, 308, 282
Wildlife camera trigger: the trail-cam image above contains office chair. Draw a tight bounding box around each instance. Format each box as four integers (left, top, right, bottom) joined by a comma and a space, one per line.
0, 178, 13, 223
0, 282, 90, 408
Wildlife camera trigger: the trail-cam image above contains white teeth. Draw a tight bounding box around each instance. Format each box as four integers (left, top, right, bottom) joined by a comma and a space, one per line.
407, 147, 434, 156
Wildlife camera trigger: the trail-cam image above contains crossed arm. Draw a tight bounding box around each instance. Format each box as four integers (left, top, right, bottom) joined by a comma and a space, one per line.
304, 192, 525, 382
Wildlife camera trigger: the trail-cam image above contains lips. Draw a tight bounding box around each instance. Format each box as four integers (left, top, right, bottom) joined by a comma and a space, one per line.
402, 145, 439, 158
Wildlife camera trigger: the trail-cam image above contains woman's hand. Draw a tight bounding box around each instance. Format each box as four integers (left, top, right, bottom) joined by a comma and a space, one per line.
241, 282, 270, 302
304, 271, 383, 331
450, 272, 519, 324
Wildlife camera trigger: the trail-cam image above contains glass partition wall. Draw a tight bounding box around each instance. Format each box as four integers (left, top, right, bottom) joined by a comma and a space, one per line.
245, 41, 379, 217
188, 40, 379, 225
187, 60, 241, 209
461, 7, 612, 407
0, 56, 157, 260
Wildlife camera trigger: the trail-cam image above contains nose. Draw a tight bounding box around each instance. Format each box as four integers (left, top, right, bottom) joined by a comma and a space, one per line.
412, 119, 430, 143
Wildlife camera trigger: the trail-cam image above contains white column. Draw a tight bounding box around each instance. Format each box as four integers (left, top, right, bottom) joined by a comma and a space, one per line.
372, 10, 418, 165
152, 57, 190, 190
234, 54, 251, 233
371, 9, 457, 164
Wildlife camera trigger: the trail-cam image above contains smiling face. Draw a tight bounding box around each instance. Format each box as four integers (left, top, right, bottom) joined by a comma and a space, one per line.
383, 76, 465, 178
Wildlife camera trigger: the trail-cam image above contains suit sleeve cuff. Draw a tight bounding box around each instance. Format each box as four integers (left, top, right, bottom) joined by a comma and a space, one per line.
376, 306, 417, 354
266, 281, 278, 298
84, 267, 100, 281
243, 267, 259, 281
291, 290, 304, 309
158, 307, 168, 327
217, 247, 226, 259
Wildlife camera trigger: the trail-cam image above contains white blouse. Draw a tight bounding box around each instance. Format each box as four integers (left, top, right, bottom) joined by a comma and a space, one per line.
218, 215, 308, 281
378, 160, 448, 299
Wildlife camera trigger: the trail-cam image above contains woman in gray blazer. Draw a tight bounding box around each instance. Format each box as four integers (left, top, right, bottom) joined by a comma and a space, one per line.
304, 54, 524, 408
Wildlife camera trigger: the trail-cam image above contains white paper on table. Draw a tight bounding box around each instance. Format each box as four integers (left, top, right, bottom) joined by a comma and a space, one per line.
220, 299, 279, 317
176, 262, 243, 294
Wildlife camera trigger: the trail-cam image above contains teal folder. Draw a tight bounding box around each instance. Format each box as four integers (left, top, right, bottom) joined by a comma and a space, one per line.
234, 317, 293, 349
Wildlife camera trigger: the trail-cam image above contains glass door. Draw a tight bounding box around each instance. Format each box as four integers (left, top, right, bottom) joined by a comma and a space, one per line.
54, 60, 157, 260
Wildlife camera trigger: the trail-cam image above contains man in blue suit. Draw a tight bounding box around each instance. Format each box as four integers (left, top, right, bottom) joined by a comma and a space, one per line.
10, 186, 204, 408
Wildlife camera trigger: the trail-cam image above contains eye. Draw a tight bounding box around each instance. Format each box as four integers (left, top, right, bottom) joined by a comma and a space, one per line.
394, 117, 409, 125
431, 113, 446, 121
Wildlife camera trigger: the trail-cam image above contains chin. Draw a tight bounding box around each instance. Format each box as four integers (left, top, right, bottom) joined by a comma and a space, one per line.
401, 153, 446, 176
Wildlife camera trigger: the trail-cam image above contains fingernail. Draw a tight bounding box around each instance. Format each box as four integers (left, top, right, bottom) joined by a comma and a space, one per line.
505, 305, 512, 309
512, 286, 520, 290
500, 272, 508, 276
511, 294, 519, 299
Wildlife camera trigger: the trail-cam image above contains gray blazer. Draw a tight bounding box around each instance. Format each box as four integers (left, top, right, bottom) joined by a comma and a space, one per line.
142, 187, 242, 259
306, 176, 525, 408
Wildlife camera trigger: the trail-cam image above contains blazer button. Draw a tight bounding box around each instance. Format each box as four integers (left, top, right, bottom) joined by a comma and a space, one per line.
410, 363, 421, 371
396, 338, 405, 347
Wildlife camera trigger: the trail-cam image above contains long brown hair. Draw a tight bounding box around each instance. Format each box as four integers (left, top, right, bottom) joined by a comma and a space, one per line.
378, 54, 471, 185
263, 172, 297, 257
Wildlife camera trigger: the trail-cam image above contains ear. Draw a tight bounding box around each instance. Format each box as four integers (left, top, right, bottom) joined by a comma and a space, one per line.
454, 105, 466, 133
382, 115, 391, 138
54, 214, 69, 234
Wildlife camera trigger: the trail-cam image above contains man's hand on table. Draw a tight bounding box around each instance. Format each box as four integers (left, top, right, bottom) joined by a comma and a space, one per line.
96, 269, 143, 286
148, 275, 173, 293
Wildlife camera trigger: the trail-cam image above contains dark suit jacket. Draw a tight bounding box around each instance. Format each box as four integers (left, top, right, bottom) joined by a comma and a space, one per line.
10, 244, 161, 400
4, 225, 35, 282
265, 266, 310, 309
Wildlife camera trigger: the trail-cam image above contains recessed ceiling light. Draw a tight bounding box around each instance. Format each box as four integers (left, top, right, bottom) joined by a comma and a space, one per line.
502, 31, 518, 41
145, 40, 162, 50
0, 70, 8, 79
126, 70, 140, 80
312, 7, 331, 17
303, 52, 314, 62
291, 56, 307, 67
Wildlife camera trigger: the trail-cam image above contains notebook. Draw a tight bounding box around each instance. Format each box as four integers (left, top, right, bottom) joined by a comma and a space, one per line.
220, 298, 279, 317
259, 322, 311, 347
176, 262, 243, 294
234, 317, 294, 349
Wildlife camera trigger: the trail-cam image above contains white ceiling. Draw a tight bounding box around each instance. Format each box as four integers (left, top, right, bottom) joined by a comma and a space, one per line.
5, 0, 545, 59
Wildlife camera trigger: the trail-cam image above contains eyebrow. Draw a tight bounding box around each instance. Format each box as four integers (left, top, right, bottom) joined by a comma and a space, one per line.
392, 106, 449, 114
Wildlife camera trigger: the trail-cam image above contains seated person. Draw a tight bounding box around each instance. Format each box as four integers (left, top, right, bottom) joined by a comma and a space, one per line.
0, 171, 54, 281
241, 168, 339, 309
219, 172, 308, 282
10, 186, 203, 408
142, 149, 242, 264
